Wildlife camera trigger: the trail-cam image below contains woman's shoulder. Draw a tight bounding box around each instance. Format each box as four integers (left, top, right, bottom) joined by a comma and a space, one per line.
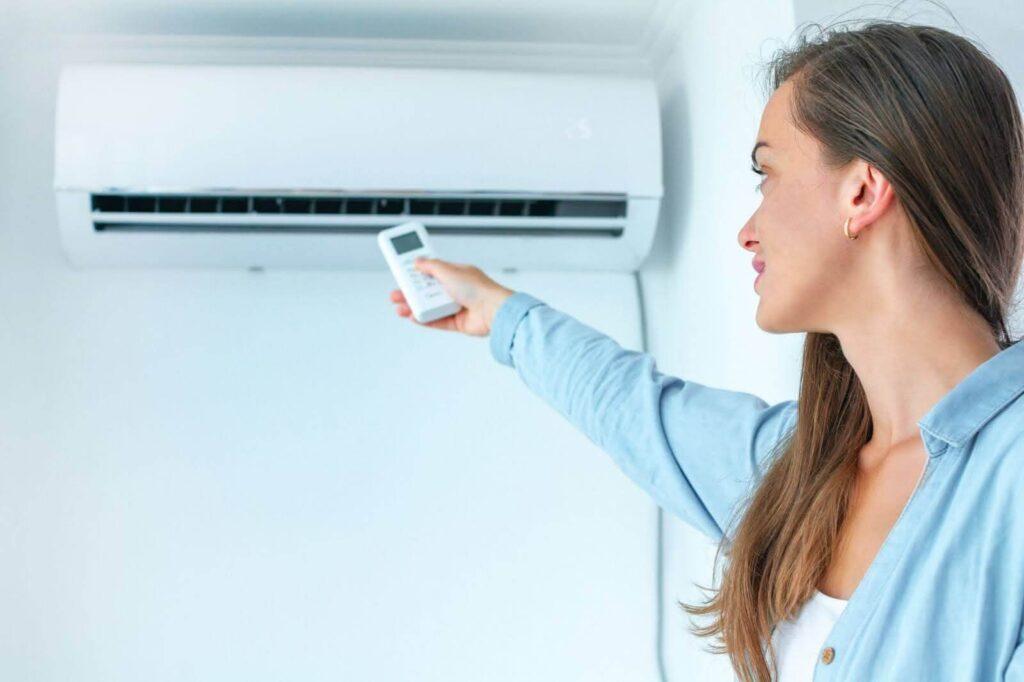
964, 389, 1024, 482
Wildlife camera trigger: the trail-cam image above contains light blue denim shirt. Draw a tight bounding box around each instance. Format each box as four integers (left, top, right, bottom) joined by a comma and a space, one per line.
489, 291, 1024, 681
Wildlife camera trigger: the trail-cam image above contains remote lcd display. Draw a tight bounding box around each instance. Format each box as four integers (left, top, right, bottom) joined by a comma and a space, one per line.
390, 232, 423, 255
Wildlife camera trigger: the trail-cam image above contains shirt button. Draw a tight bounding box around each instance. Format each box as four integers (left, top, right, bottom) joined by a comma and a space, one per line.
821, 646, 835, 664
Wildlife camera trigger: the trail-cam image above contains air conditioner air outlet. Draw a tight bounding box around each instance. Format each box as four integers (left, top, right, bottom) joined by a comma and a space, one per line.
89, 193, 628, 220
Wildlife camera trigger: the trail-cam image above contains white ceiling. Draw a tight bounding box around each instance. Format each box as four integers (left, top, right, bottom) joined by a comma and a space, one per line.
7, 0, 668, 46
0, 0, 686, 80
4, 1, 1020, 90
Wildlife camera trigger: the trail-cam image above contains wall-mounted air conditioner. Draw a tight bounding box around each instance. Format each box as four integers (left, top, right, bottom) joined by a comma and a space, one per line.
54, 64, 662, 270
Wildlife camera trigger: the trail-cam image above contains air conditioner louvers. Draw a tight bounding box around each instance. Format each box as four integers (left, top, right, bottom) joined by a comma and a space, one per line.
88, 192, 628, 236
92, 223, 623, 237
90, 193, 627, 218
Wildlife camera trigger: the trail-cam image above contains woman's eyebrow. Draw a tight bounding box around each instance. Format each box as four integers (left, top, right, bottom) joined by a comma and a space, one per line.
751, 141, 770, 168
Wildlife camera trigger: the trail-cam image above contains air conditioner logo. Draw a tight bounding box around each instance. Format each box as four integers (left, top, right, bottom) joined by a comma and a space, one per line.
565, 118, 592, 140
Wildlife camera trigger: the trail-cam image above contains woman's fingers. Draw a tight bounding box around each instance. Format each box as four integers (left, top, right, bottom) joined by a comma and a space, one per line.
390, 287, 461, 331
394, 300, 459, 332
416, 315, 459, 332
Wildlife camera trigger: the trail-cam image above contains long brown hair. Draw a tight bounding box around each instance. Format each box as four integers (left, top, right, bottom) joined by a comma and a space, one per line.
679, 17, 1024, 682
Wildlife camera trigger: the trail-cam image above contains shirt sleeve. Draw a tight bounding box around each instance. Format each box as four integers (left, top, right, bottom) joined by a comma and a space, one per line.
1004, 619, 1024, 681
489, 290, 798, 543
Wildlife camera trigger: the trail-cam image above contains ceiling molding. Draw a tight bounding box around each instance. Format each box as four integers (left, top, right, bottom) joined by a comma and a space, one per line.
54, 31, 655, 76
637, 0, 687, 74
31, 2, 688, 78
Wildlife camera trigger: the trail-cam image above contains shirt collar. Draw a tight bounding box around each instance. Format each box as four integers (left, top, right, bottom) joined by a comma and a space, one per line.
917, 339, 1024, 451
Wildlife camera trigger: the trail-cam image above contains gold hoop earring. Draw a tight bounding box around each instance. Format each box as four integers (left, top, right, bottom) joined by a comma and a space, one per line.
844, 217, 858, 240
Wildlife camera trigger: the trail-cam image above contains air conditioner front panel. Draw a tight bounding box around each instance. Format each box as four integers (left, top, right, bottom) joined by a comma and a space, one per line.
55, 65, 661, 198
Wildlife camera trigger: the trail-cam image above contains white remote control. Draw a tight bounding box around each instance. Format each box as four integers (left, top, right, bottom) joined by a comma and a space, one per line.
378, 221, 463, 324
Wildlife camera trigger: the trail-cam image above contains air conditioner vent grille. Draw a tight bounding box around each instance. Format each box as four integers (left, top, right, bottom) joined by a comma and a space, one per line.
90, 193, 627, 219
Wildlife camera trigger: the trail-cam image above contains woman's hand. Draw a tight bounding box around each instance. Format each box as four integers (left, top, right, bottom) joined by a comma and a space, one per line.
388, 257, 516, 336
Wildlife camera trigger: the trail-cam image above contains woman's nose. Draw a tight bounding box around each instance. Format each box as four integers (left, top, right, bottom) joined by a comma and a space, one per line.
737, 214, 758, 251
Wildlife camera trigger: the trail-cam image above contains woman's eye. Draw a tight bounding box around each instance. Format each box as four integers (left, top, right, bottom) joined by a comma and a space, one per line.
750, 164, 767, 193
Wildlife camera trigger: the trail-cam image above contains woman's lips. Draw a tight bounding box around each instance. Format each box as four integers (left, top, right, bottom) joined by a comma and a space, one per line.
753, 260, 765, 291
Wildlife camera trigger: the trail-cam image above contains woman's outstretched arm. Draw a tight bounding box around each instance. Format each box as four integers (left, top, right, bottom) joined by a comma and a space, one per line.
490, 291, 797, 543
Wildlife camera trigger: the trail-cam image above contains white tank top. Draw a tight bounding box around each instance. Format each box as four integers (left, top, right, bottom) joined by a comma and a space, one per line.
770, 589, 849, 681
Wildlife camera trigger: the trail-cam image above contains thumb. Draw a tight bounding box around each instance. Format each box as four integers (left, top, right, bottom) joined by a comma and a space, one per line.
415, 256, 446, 276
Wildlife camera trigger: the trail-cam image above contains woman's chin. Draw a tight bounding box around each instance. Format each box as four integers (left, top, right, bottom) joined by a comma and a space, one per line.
754, 300, 785, 333
756, 302, 806, 334
755, 307, 771, 332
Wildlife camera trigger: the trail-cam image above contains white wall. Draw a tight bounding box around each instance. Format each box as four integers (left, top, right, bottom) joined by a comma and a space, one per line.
0, 26, 665, 682
640, 1, 802, 680
0, 1, 811, 679
9, 2, 1021, 680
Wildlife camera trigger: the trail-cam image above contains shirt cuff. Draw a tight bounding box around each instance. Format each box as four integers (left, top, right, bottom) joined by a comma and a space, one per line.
488, 291, 546, 367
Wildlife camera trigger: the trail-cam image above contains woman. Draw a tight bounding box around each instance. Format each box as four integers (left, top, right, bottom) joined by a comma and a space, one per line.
388, 20, 1024, 682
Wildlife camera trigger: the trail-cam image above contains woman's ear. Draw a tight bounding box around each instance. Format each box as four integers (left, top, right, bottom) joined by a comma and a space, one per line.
845, 160, 896, 238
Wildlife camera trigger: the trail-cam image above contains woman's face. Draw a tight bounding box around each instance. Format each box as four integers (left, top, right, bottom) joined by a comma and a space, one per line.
737, 79, 859, 334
